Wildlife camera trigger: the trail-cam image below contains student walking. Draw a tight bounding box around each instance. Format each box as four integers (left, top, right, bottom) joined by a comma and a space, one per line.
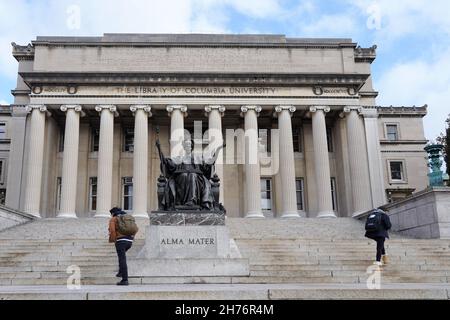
365, 208, 392, 266
108, 207, 139, 286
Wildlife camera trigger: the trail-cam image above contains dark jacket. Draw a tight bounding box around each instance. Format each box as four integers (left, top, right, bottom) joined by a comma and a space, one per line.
365, 211, 392, 239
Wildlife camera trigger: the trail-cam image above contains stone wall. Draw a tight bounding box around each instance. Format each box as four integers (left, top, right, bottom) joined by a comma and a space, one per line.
356, 187, 450, 239
0, 205, 35, 231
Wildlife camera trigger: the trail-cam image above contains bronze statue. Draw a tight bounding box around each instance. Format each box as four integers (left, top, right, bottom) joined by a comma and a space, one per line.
155, 131, 225, 213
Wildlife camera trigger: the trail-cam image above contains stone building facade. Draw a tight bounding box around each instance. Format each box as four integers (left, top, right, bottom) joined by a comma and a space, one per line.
4, 34, 429, 218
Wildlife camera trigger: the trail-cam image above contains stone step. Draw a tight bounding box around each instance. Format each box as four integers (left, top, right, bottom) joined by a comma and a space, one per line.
1, 284, 449, 300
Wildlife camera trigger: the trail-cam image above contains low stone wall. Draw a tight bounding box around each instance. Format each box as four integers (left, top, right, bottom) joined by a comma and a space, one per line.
355, 187, 450, 239
0, 205, 35, 231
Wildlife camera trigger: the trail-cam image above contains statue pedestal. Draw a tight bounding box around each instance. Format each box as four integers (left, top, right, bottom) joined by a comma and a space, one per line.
128, 212, 249, 277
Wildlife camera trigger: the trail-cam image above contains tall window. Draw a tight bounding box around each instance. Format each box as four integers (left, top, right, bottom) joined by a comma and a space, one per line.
58, 130, 65, 153
258, 129, 271, 153
292, 127, 303, 153
0, 189, 5, 205
296, 178, 305, 211
331, 177, 338, 212
56, 177, 62, 211
0, 123, 6, 139
123, 128, 134, 152
389, 161, 405, 181
326, 127, 334, 152
0, 159, 4, 184
122, 177, 133, 211
386, 124, 399, 141
89, 177, 97, 211
260, 178, 272, 210
90, 128, 100, 152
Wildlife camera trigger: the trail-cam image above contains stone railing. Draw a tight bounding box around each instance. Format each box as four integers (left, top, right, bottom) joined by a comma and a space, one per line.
0, 205, 36, 232
354, 187, 450, 239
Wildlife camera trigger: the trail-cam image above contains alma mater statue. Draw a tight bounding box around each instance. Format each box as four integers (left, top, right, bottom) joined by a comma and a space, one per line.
156, 137, 226, 213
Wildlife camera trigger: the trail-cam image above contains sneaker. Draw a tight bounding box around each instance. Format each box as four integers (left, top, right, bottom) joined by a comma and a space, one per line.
116, 273, 122, 278
117, 280, 129, 286
381, 255, 389, 265
373, 261, 383, 266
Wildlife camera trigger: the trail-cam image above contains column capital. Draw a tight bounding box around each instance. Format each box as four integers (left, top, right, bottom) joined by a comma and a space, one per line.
130, 105, 152, 116
274, 105, 296, 117
204, 105, 226, 115
25, 104, 51, 116
343, 106, 363, 114
166, 105, 187, 117
240, 105, 262, 117
60, 105, 85, 117
360, 108, 379, 119
95, 105, 118, 115
309, 106, 330, 113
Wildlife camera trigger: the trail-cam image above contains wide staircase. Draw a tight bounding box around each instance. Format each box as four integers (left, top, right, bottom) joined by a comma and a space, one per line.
0, 217, 450, 299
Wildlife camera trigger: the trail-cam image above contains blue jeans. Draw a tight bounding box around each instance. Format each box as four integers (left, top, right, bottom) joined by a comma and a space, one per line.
115, 240, 132, 281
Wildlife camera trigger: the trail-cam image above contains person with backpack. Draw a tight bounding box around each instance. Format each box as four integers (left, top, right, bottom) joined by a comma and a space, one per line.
108, 207, 139, 286
365, 208, 392, 266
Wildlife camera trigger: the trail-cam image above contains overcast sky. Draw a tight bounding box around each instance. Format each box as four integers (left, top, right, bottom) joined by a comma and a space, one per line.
0, 0, 449, 140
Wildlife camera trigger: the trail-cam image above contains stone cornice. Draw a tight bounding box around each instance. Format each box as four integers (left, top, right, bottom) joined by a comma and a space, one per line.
18, 72, 370, 88
362, 105, 428, 117
11, 42, 35, 62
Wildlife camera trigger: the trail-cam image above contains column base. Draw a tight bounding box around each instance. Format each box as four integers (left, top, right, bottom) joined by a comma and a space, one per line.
27, 212, 41, 218
281, 211, 301, 218
57, 212, 77, 219
132, 212, 149, 219
94, 212, 110, 218
317, 211, 337, 218
245, 211, 265, 218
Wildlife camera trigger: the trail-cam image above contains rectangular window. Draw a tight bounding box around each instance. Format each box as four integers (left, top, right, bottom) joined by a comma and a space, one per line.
386, 124, 399, 141
0, 159, 4, 183
260, 178, 272, 210
292, 127, 303, 153
0, 189, 5, 205
123, 128, 134, 152
390, 161, 404, 181
122, 177, 133, 211
0, 123, 6, 139
326, 127, 334, 152
90, 128, 100, 152
58, 130, 65, 153
89, 177, 97, 211
56, 177, 62, 211
331, 177, 338, 212
296, 178, 305, 211
259, 129, 271, 153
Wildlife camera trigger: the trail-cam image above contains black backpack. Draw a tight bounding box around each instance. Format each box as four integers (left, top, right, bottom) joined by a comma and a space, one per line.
365, 210, 383, 232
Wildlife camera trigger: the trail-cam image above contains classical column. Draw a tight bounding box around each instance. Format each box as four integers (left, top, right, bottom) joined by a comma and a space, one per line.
241, 105, 264, 218
275, 106, 300, 218
361, 108, 386, 208
94, 105, 117, 217
58, 105, 84, 218
205, 105, 226, 203
23, 105, 49, 217
130, 105, 152, 218
310, 106, 336, 218
343, 107, 373, 216
167, 105, 187, 158
5, 106, 28, 209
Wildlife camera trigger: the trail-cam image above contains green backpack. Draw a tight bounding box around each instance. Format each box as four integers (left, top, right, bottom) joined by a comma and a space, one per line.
117, 214, 139, 236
